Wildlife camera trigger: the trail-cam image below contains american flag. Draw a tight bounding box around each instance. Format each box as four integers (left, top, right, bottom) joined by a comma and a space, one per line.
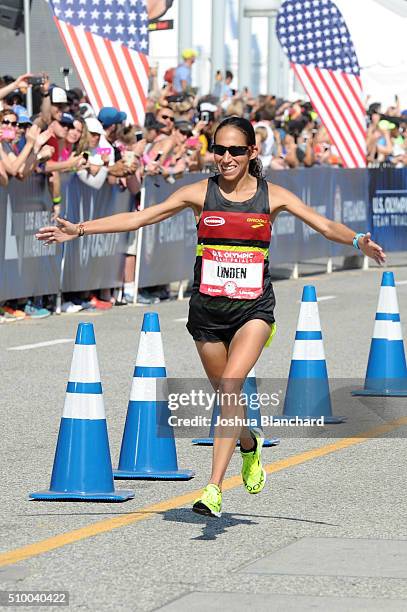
276, 0, 366, 168
49, 0, 149, 126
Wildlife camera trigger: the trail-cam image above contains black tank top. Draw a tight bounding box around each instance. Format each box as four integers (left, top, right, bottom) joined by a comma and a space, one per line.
197, 175, 271, 250
187, 176, 275, 331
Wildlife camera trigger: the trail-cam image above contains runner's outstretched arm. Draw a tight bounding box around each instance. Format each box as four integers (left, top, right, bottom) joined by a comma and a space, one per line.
269, 183, 386, 265
35, 182, 205, 244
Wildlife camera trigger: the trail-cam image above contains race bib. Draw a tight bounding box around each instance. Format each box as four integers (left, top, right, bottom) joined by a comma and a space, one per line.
200, 248, 264, 300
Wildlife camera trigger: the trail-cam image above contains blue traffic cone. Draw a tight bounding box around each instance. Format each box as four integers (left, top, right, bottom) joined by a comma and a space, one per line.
274, 286, 344, 424
114, 313, 194, 480
352, 272, 407, 396
30, 323, 134, 501
192, 367, 280, 446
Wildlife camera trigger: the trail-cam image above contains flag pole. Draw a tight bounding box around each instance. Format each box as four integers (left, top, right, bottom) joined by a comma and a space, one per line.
24, 0, 32, 116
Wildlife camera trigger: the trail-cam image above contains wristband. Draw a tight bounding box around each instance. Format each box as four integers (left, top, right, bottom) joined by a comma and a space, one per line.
352, 232, 365, 250
52, 196, 62, 205
77, 224, 85, 237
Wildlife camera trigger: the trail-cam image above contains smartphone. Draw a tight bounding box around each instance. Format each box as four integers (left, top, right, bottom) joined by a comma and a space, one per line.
27, 75, 44, 86
200, 111, 210, 124
82, 151, 89, 161
135, 131, 143, 142
155, 151, 163, 162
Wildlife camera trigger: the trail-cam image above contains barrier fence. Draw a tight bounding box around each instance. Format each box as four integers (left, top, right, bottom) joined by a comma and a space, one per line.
0, 174, 131, 302
1, 168, 406, 302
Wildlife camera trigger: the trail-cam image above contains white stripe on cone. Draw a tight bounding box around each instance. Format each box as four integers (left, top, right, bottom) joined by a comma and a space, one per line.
63, 393, 106, 420
293, 340, 325, 361
373, 320, 403, 341
377, 286, 400, 314
130, 377, 168, 402
297, 301, 321, 331
68, 345, 101, 383
247, 366, 256, 378
136, 332, 165, 368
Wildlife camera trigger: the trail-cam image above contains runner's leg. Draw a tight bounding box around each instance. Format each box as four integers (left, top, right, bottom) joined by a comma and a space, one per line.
208, 319, 270, 487
195, 340, 228, 391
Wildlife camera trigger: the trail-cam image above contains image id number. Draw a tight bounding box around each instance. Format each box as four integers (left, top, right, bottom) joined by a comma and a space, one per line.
0, 591, 69, 606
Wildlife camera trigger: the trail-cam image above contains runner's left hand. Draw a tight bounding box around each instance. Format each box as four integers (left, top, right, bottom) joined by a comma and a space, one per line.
358, 232, 386, 265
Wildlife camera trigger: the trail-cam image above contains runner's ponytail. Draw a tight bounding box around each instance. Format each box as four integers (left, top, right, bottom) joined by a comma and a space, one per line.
249, 157, 264, 179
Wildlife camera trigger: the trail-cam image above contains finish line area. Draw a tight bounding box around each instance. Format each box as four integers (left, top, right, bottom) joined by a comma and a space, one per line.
1, 265, 407, 611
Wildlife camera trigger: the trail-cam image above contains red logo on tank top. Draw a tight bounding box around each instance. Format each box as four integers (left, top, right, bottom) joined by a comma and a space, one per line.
199, 211, 271, 242
203, 216, 225, 227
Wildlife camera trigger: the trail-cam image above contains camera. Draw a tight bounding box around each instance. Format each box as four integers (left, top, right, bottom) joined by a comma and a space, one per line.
60, 67, 72, 76
200, 111, 211, 124
135, 131, 143, 142
27, 75, 44, 86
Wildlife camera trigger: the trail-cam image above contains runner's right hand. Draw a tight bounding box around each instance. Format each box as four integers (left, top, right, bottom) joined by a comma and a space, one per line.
36, 217, 79, 244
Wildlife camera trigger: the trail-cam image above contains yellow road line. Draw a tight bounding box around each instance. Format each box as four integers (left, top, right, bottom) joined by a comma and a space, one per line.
1, 417, 406, 568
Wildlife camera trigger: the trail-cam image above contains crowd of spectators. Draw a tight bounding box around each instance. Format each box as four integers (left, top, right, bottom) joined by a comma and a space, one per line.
1, 55, 406, 322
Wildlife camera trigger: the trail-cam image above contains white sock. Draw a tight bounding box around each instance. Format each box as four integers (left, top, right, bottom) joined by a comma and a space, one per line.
124, 282, 135, 298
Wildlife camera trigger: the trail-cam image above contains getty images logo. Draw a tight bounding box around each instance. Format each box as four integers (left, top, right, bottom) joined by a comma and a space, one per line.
204, 216, 225, 227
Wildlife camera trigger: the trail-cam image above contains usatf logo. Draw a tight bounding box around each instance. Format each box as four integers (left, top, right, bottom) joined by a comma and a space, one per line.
247, 217, 266, 229
204, 216, 225, 227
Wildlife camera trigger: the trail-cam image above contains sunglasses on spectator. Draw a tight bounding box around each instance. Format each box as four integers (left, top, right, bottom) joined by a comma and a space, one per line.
212, 144, 250, 157
2, 119, 18, 127
160, 114, 175, 122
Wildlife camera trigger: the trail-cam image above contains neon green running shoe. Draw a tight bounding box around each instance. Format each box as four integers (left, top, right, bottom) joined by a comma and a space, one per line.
192, 484, 222, 518
241, 427, 266, 494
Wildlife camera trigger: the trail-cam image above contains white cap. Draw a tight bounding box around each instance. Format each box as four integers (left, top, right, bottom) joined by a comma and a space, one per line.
51, 87, 68, 104
85, 117, 105, 135
200, 102, 218, 113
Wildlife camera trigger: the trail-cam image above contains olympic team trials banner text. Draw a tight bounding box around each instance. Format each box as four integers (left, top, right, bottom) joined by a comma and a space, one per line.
369, 167, 407, 251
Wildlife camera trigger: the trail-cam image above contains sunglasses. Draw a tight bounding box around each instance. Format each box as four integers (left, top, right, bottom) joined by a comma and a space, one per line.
2, 119, 17, 127
212, 144, 249, 157
160, 114, 175, 122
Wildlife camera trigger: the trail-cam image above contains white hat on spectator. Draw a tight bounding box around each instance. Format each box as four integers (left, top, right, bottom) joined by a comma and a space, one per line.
51, 87, 68, 104
85, 117, 105, 135
200, 102, 218, 113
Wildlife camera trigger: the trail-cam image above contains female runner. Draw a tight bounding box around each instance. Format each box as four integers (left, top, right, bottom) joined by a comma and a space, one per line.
36, 116, 386, 518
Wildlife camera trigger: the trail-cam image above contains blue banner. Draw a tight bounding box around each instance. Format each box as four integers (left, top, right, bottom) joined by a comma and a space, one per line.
368, 167, 407, 251
60, 176, 130, 292
0, 175, 61, 301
